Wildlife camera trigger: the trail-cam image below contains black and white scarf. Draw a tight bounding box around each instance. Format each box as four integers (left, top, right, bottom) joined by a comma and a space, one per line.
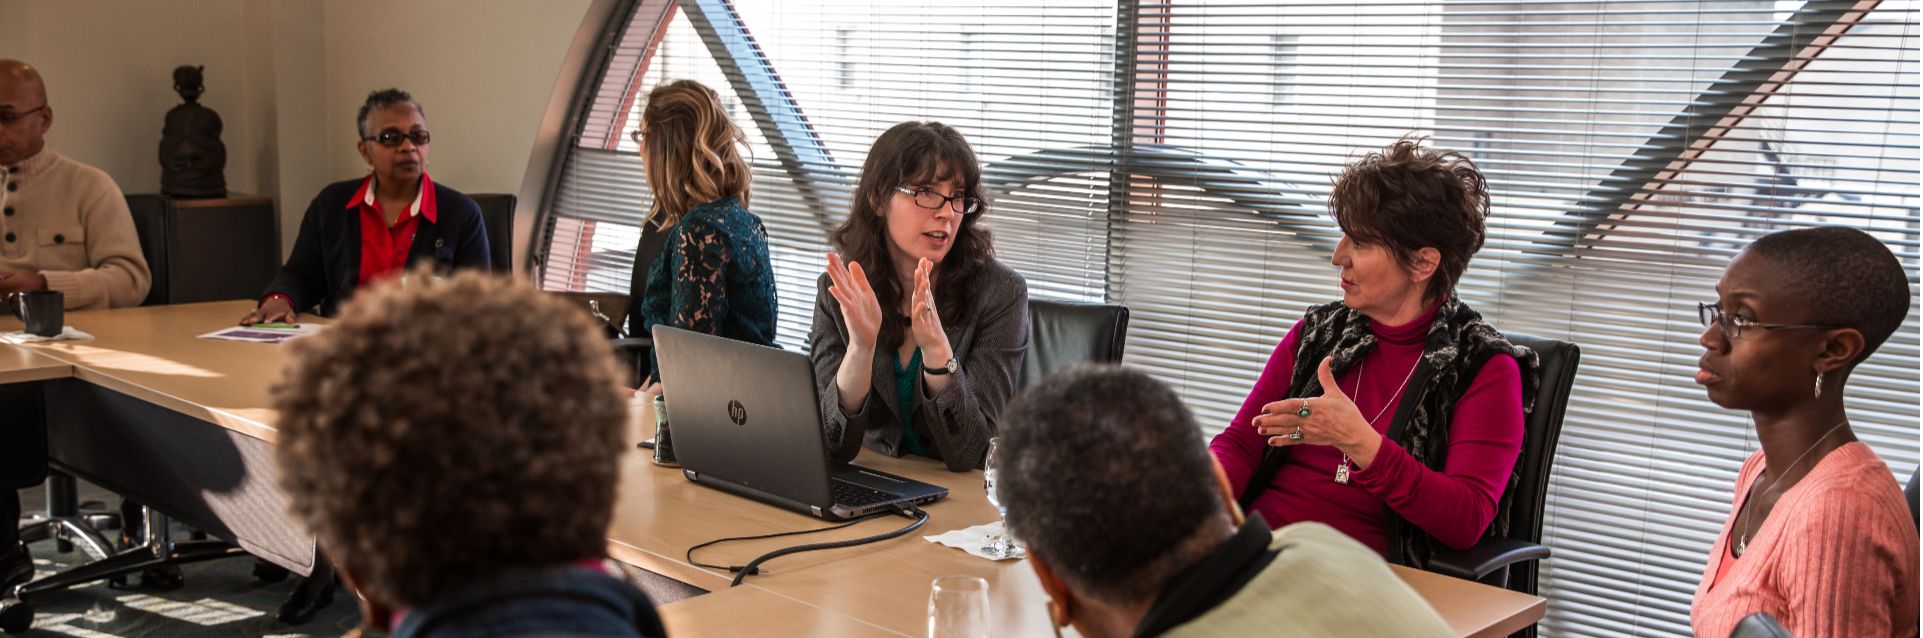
1236, 294, 1541, 568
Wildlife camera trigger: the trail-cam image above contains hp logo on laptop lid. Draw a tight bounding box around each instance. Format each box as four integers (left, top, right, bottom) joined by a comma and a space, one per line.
727, 399, 748, 426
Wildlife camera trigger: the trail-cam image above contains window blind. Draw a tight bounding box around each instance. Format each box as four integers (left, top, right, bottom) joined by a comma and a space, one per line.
539, 0, 1120, 350
536, 1, 1918, 635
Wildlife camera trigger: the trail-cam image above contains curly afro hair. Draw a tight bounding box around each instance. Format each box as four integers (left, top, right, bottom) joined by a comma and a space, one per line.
272, 269, 629, 607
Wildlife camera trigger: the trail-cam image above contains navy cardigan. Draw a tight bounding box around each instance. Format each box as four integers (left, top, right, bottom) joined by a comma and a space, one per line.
263, 177, 491, 316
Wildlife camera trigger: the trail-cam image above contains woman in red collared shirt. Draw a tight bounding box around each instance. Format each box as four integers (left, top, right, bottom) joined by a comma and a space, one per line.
235, 88, 493, 625
241, 88, 492, 325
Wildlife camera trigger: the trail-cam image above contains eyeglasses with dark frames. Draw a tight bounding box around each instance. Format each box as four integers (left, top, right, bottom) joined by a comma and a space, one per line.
364, 129, 431, 148
894, 186, 981, 216
0, 105, 47, 127
1697, 302, 1843, 340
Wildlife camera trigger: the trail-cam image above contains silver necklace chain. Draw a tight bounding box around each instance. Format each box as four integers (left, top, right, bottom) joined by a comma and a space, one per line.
1337, 355, 1422, 484
1734, 420, 1849, 555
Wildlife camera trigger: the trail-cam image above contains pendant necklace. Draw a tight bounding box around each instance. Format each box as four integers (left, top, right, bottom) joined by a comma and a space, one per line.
1337, 355, 1420, 484
1733, 420, 1848, 555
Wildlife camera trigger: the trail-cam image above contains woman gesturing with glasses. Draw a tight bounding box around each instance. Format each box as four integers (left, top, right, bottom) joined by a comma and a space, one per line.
811, 121, 1029, 472
244, 88, 491, 324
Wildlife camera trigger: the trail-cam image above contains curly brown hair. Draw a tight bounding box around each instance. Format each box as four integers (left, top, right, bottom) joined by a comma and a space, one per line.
1329, 136, 1490, 302
272, 270, 629, 607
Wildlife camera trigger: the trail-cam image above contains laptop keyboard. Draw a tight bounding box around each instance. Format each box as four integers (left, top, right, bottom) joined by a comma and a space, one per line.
832, 479, 901, 508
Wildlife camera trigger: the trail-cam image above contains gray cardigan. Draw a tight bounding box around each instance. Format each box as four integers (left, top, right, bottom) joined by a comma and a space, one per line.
809, 259, 1029, 471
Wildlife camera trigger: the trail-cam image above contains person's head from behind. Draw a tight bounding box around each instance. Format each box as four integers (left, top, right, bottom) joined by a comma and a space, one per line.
1328, 136, 1489, 321
1696, 226, 1910, 415
831, 121, 993, 345
355, 88, 430, 186
636, 79, 751, 228
273, 270, 628, 618
997, 365, 1241, 638
0, 59, 52, 166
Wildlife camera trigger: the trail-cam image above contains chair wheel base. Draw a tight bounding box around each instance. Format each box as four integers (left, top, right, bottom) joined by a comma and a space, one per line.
0, 598, 33, 634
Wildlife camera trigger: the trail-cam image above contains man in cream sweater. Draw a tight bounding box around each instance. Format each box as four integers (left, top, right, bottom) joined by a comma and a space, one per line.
997, 365, 1454, 638
0, 59, 151, 310
1, 58, 151, 592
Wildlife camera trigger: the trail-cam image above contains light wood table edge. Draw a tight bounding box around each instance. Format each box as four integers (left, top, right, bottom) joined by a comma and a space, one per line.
0, 349, 71, 384
605, 536, 733, 592
1390, 564, 1547, 638
1471, 595, 1547, 638
657, 583, 908, 638
63, 364, 280, 444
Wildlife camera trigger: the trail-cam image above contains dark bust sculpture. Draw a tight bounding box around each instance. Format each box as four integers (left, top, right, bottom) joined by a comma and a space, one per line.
159, 65, 227, 198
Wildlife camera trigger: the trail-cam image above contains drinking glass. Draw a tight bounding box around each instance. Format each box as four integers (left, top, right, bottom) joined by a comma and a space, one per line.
927, 575, 990, 638
981, 437, 1024, 559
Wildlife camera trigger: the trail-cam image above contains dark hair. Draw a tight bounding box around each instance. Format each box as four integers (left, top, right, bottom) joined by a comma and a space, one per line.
272, 270, 628, 607
1745, 226, 1912, 367
356, 88, 425, 139
996, 364, 1226, 604
1329, 136, 1489, 301
830, 121, 994, 351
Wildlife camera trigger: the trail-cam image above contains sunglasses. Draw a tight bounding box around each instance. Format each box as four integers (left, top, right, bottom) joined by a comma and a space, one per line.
364, 129, 431, 148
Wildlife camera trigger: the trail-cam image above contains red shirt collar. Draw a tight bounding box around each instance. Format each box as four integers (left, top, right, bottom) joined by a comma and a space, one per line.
346, 173, 438, 223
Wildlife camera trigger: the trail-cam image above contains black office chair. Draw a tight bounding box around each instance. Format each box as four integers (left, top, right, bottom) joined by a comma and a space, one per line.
606, 223, 672, 385
1731, 612, 1794, 638
124, 195, 172, 307
1425, 333, 1580, 610
1020, 298, 1130, 388
468, 193, 516, 273
1904, 469, 1917, 527
19, 195, 176, 549
4, 198, 253, 633
20, 195, 176, 547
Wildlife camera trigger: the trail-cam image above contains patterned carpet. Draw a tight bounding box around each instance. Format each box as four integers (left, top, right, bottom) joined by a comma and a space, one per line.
11, 486, 361, 637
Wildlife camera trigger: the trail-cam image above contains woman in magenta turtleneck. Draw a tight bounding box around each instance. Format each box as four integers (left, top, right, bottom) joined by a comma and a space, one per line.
1211, 137, 1538, 566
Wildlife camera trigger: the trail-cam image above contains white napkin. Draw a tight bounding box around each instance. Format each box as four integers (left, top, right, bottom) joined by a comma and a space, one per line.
0, 327, 93, 343
924, 521, 1024, 561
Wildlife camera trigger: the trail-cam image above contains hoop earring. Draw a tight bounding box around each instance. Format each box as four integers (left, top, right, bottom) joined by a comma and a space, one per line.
1814, 371, 1824, 399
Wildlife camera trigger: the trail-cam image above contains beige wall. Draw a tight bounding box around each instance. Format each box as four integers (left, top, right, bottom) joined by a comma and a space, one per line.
0, 0, 595, 268
318, 0, 596, 271
0, 0, 279, 200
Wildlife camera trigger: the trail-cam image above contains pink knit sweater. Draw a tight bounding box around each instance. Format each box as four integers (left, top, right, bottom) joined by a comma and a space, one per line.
1692, 442, 1918, 638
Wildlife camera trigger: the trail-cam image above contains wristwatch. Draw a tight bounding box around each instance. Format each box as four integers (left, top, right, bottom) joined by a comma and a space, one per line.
923, 356, 956, 376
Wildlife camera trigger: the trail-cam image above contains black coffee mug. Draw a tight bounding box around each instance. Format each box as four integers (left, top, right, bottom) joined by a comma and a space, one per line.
9, 290, 64, 337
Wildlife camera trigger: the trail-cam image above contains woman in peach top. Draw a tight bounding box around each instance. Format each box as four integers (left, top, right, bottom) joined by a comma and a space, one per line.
1690, 226, 1918, 638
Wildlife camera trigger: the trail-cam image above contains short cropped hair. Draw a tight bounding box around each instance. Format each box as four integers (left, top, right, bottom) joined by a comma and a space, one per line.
356, 88, 425, 139
272, 270, 629, 607
996, 364, 1224, 604
1745, 226, 1912, 366
1330, 137, 1490, 301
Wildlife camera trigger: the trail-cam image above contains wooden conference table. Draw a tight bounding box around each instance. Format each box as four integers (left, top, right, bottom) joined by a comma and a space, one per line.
2, 300, 1546, 637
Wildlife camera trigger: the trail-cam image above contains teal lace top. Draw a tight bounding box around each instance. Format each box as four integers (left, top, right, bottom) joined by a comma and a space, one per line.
638, 198, 779, 382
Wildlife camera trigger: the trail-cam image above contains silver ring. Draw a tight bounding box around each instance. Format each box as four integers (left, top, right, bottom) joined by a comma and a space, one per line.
1288, 427, 1304, 441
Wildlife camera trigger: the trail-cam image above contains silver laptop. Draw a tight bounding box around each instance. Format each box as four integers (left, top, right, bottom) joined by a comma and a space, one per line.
651, 326, 949, 521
